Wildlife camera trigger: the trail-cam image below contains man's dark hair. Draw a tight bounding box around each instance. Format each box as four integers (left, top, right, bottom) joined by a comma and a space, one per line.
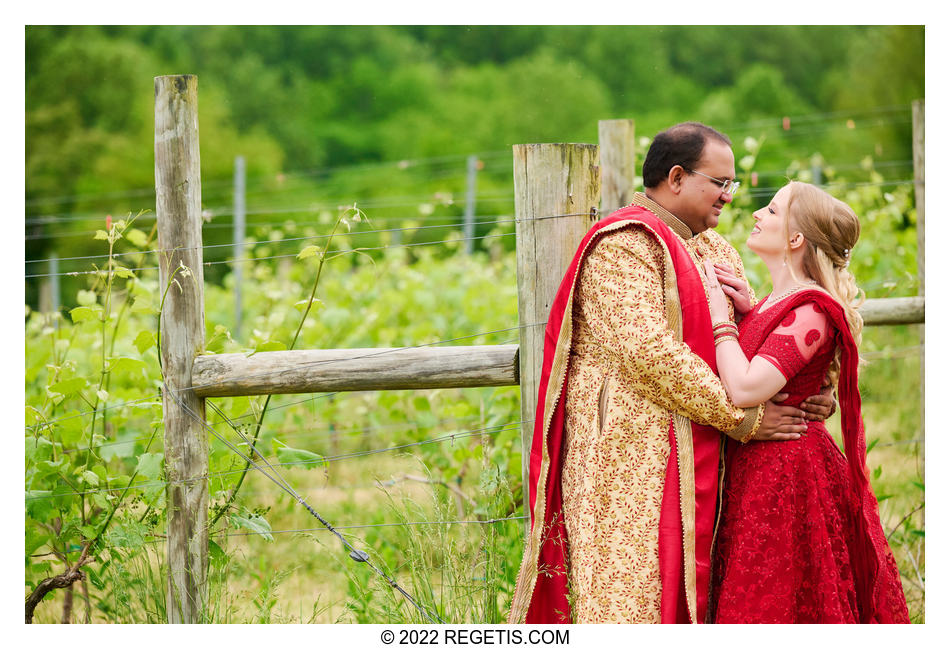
642, 122, 732, 189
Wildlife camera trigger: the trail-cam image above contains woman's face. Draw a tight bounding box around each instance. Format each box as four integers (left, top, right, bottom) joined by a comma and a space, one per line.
748, 184, 793, 258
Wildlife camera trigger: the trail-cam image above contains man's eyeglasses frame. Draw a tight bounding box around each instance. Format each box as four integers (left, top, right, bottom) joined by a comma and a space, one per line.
686, 168, 740, 196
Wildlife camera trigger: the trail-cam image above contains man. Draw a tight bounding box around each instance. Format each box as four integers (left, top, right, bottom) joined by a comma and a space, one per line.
507, 122, 833, 624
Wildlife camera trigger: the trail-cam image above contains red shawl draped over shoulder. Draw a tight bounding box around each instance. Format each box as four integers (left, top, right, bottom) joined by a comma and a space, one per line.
507, 207, 723, 624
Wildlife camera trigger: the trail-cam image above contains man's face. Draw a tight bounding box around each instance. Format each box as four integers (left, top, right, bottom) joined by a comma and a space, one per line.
677, 140, 736, 234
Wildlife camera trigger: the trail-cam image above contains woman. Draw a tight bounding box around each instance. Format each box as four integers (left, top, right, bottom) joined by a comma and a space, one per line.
702, 181, 909, 623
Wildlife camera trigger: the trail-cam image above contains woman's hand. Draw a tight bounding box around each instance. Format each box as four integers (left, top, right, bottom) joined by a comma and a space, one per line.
713, 262, 752, 315
703, 260, 731, 324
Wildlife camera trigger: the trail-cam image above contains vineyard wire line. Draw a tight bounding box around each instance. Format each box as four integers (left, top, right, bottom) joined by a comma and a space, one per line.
24, 230, 519, 279
25, 216, 519, 266
27, 206, 619, 279
26, 190, 517, 228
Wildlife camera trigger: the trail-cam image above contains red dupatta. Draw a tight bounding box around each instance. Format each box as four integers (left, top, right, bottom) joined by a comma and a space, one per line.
508, 206, 723, 624
738, 290, 910, 623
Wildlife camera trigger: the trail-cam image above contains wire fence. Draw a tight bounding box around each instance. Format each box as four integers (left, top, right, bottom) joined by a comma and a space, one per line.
24, 170, 920, 278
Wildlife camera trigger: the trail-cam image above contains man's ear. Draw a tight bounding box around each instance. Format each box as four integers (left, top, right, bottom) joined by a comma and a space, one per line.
668, 165, 687, 195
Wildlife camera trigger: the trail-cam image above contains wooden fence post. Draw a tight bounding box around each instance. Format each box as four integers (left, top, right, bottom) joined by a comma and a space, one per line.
155, 74, 207, 624
912, 99, 924, 479
598, 119, 636, 216
513, 143, 601, 523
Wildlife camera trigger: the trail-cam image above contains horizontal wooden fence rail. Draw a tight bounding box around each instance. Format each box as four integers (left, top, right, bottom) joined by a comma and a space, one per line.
192, 344, 520, 397
191, 298, 921, 398
859, 296, 924, 326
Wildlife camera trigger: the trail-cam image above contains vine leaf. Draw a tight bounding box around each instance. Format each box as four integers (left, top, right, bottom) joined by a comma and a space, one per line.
230, 512, 274, 542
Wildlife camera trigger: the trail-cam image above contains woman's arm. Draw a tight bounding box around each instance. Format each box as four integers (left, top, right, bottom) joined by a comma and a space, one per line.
709, 337, 789, 408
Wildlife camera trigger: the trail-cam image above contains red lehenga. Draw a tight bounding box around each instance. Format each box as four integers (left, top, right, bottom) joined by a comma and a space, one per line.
710, 290, 910, 623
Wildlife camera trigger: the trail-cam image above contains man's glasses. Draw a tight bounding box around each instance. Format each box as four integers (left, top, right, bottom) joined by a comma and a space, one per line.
687, 169, 740, 196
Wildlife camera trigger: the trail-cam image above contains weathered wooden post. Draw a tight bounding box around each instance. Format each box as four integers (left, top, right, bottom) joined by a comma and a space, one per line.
598, 119, 636, 215
912, 99, 925, 478
513, 143, 601, 522
155, 74, 207, 624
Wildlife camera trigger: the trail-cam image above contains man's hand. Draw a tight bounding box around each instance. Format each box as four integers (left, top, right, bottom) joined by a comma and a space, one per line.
753, 393, 806, 441
800, 383, 836, 421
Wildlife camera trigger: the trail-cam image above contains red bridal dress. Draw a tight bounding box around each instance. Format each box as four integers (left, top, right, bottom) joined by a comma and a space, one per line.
710, 290, 910, 624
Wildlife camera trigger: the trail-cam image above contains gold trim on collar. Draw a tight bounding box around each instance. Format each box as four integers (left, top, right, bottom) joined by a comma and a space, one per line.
630, 192, 694, 241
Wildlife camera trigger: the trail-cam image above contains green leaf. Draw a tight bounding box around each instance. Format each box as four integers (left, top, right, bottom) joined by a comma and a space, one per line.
105, 519, 148, 549
113, 265, 135, 279
56, 412, 85, 445
108, 356, 148, 377
79, 524, 98, 540
275, 445, 324, 469
135, 452, 163, 481
209, 539, 228, 568
91, 492, 113, 511
77, 289, 98, 306
69, 305, 100, 324
26, 525, 51, 556
134, 330, 156, 354
26, 491, 54, 522
82, 470, 100, 487
94, 230, 110, 240
131, 296, 158, 314
293, 297, 324, 312
230, 512, 274, 541
48, 377, 87, 396
25, 436, 54, 464
125, 228, 149, 248
297, 245, 321, 260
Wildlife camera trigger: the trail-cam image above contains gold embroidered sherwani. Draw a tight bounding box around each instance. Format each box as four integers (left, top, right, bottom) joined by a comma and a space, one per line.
560, 193, 761, 623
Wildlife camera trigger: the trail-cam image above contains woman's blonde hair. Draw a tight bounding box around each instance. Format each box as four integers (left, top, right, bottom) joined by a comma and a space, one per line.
783, 181, 865, 380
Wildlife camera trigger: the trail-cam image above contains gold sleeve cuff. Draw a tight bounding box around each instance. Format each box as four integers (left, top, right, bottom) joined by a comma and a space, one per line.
725, 404, 765, 443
